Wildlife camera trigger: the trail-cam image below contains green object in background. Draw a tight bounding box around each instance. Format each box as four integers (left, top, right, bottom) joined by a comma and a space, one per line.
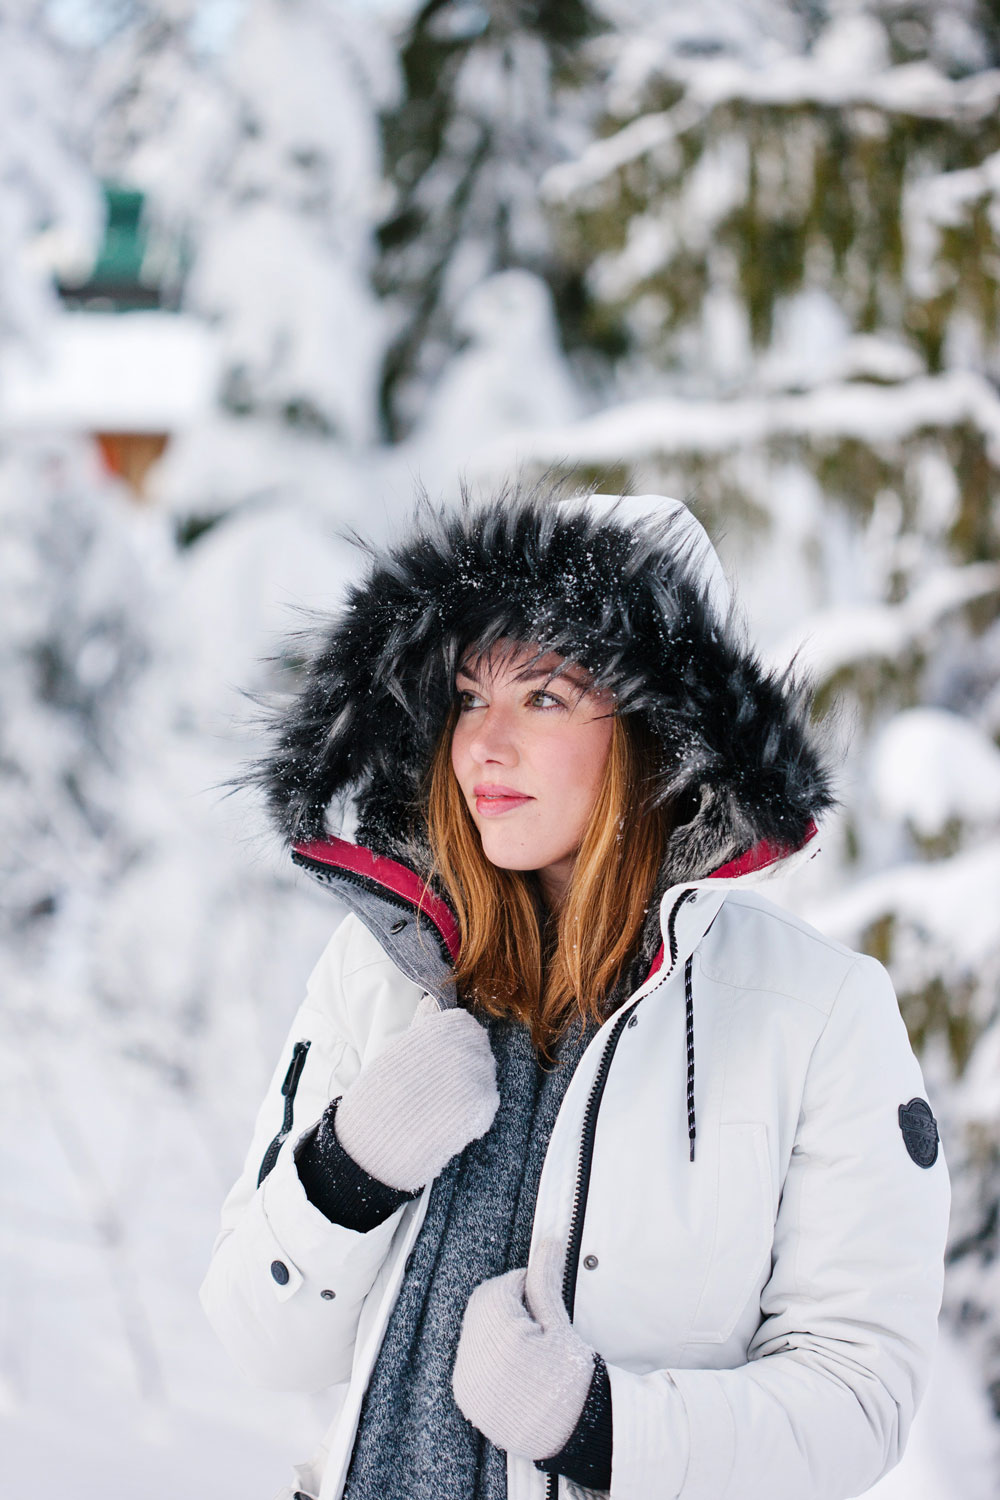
92, 187, 151, 304
58, 183, 180, 311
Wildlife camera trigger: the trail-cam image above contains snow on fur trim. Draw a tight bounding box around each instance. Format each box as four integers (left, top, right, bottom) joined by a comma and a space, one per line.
245, 479, 835, 881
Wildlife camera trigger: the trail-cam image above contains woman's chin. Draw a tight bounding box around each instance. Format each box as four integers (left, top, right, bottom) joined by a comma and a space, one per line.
476, 832, 541, 874
480, 846, 534, 874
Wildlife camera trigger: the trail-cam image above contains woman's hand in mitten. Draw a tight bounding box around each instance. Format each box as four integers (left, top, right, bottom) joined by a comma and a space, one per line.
451, 1238, 596, 1461
334, 994, 499, 1193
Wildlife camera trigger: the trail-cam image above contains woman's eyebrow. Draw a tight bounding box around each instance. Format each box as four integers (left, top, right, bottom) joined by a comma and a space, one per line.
455, 662, 591, 689
514, 666, 590, 689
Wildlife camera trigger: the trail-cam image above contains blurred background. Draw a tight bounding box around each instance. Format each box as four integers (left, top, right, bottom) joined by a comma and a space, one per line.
1, 0, 999, 1494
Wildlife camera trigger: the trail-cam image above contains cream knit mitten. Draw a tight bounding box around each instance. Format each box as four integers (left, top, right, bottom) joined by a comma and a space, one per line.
334, 994, 499, 1192
452, 1238, 595, 1461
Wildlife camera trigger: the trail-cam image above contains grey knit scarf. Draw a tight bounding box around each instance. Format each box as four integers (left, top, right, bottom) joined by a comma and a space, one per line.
341, 1011, 599, 1500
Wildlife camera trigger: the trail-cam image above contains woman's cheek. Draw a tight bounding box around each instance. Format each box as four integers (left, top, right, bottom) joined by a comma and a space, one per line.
450, 725, 475, 798
560, 723, 613, 806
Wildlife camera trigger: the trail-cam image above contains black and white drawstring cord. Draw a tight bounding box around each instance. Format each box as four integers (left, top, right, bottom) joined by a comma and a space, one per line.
665, 887, 699, 1163
684, 955, 696, 1161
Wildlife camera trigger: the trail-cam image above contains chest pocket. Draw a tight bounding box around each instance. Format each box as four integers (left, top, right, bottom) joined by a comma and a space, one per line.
684, 1121, 774, 1345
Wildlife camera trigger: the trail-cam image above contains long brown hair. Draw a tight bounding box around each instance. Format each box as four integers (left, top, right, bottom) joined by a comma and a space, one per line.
425, 702, 672, 1058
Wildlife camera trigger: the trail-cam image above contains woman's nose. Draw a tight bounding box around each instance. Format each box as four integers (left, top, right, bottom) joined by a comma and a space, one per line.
468, 706, 517, 765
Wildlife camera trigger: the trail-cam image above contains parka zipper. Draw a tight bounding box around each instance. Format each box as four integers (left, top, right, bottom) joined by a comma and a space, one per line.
546, 888, 696, 1499
257, 1039, 311, 1187
560, 1006, 634, 1324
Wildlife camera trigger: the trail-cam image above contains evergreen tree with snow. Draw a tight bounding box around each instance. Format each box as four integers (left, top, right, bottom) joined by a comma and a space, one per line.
0, 0, 114, 966
0, 0, 102, 344
89, 0, 391, 466
376, 0, 605, 437
1, 9, 380, 1484
535, 0, 1000, 1415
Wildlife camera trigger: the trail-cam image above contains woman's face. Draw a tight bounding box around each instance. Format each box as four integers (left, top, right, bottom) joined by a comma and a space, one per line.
450, 642, 615, 907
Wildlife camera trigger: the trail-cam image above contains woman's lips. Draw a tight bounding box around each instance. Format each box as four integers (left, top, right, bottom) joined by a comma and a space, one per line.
473, 784, 534, 817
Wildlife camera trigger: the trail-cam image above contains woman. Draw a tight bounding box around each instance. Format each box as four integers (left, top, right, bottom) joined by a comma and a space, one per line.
201, 486, 950, 1500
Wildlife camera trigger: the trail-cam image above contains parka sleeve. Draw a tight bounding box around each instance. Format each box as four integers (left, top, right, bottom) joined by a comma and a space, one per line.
604, 954, 951, 1500
198, 917, 424, 1394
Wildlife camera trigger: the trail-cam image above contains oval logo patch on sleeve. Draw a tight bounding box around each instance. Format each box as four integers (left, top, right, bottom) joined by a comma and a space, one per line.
898, 1098, 939, 1168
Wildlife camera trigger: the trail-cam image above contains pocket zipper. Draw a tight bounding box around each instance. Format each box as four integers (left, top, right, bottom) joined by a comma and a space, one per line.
257, 1039, 312, 1186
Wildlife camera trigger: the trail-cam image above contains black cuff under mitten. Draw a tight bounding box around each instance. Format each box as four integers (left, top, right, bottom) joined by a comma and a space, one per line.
295, 1097, 420, 1232
534, 1352, 613, 1491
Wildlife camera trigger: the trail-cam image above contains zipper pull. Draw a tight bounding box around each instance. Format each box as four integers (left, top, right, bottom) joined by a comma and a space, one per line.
665, 886, 697, 972
257, 1039, 312, 1188
282, 1039, 311, 1096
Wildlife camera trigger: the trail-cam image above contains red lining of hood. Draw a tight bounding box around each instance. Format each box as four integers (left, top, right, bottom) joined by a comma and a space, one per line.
642, 819, 818, 982
294, 818, 818, 980
708, 819, 817, 880
293, 836, 461, 962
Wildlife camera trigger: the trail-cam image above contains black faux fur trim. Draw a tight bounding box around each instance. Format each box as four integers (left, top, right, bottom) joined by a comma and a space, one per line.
244, 480, 835, 882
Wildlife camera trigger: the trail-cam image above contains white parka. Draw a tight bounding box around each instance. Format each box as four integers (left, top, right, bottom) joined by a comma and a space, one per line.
200, 857, 950, 1500
203, 490, 950, 1500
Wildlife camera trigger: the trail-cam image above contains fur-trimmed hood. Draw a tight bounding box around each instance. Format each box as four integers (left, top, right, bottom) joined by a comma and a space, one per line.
248, 482, 834, 890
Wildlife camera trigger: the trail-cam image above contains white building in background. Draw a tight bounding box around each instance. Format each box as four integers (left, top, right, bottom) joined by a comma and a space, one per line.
0, 184, 218, 496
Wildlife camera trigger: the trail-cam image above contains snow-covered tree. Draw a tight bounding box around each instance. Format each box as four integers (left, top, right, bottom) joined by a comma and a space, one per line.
0, 0, 101, 345
0, 0, 114, 970
2, 8, 386, 1490
526, 0, 1000, 1413
375, 0, 606, 437
5, 2, 1000, 1491
86, 0, 394, 520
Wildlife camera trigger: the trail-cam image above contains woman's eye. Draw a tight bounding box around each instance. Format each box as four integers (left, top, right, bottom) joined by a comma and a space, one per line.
529, 690, 564, 709
456, 689, 484, 711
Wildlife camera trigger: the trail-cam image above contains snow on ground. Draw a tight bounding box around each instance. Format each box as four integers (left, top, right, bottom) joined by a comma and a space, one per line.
1, 996, 333, 1500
